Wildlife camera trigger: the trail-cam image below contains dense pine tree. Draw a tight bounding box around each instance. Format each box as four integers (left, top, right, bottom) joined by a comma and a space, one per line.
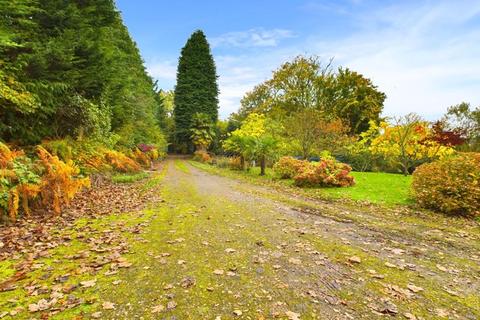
173, 30, 219, 153
0, 0, 165, 148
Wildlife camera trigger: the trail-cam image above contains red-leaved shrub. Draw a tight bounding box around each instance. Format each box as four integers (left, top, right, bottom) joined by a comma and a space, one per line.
412, 153, 480, 216
274, 156, 355, 187
293, 160, 355, 187
273, 156, 308, 179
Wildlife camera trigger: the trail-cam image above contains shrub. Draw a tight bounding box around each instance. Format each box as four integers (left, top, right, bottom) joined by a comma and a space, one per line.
42, 139, 74, 162
228, 156, 243, 170
273, 156, 308, 179
412, 153, 480, 216
37, 147, 90, 215
293, 159, 355, 188
131, 148, 152, 167
137, 143, 163, 162
104, 150, 141, 173
193, 150, 212, 163
214, 156, 230, 168
0, 143, 41, 221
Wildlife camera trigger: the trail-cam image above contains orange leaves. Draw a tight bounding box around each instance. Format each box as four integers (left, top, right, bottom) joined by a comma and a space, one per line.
37, 146, 90, 216
273, 157, 308, 179
273, 156, 355, 188
0, 143, 24, 167
1, 143, 42, 221
1, 140, 157, 221
7, 188, 19, 221
131, 149, 151, 167
192, 150, 212, 164
104, 150, 141, 173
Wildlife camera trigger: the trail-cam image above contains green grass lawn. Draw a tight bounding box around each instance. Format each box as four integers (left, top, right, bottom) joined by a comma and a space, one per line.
319, 171, 413, 205
111, 172, 149, 183
191, 162, 413, 206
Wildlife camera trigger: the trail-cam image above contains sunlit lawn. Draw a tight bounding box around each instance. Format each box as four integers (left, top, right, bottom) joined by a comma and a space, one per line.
319, 171, 413, 205
198, 163, 414, 206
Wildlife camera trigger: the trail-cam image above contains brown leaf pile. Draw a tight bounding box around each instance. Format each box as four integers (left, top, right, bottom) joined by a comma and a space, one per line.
1, 172, 163, 261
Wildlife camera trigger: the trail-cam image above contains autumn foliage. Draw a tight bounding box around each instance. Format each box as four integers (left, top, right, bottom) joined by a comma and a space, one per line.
273, 157, 308, 179
0, 143, 40, 221
1, 140, 164, 221
412, 153, 480, 216
274, 156, 355, 187
37, 147, 90, 215
104, 150, 141, 173
193, 150, 212, 163
1, 143, 90, 221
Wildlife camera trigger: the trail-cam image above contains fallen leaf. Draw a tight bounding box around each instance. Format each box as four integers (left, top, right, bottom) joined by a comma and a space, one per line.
102, 301, 115, 310
384, 262, 397, 268
151, 304, 165, 313
28, 303, 40, 313
167, 301, 177, 310
443, 288, 459, 296
407, 284, 424, 293
288, 257, 301, 265
391, 248, 405, 255
404, 312, 417, 320
180, 276, 196, 288
117, 261, 132, 268
348, 256, 361, 264
435, 308, 449, 317
91, 311, 102, 319
225, 248, 236, 253
80, 279, 97, 288
233, 310, 242, 316
436, 264, 447, 272
213, 269, 224, 275
286, 310, 301, 320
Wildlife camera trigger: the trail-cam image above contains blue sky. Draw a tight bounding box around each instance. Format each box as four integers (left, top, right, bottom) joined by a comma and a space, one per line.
115, 0, 480, 120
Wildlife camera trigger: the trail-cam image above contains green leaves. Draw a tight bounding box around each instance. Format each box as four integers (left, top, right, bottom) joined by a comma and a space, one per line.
223, 113, 280, 174
236, 55, 385, 135
1, 0, 166, 149
189, 113, 216, 151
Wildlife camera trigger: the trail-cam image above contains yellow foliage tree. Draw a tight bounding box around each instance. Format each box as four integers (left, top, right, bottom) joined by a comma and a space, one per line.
368, 114, 454, 175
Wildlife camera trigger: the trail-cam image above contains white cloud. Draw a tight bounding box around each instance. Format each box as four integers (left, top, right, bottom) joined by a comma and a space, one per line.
210, 28, 295, 48
311, 1, 480, 119
146, 60, 176, 87
213, 1, 480, 120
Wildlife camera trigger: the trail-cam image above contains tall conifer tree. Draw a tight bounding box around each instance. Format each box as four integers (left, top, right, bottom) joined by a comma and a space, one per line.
173, 30, 219, 153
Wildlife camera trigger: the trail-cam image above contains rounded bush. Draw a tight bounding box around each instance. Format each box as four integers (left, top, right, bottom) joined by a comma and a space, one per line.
273, 156, 355, 187
412, 153, 480, 216
273, 156, 308, 179
293, 160, 355, 187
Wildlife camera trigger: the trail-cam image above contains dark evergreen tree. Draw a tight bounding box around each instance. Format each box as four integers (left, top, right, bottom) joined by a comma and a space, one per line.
0, 0, 165, 148
173, 30, 218, 153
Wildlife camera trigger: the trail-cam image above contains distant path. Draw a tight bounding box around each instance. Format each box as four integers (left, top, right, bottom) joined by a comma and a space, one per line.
102, 158, 480, 319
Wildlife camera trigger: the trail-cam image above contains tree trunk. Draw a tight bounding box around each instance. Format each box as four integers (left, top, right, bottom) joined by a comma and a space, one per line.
401, 158, 409, 176
240, 155, 245, 170
260, 155, 266, 176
